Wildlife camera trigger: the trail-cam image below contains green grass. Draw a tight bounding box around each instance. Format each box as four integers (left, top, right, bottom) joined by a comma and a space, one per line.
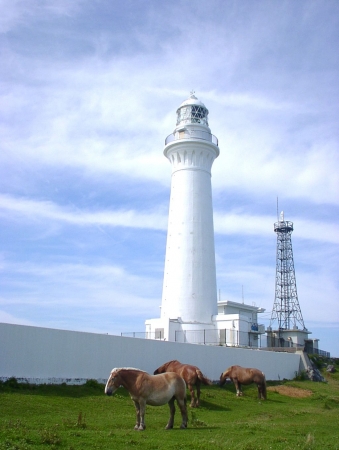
1, 368, 339, 450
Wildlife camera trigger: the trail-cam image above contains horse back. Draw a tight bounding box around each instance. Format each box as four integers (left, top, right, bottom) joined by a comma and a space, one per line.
155, 360, 206, 386
154, 359, 181, 374
250, 368, 266, 383
235, 366, 265, 384
222, 365, 239, 379
225, 366, 262, 384
145, 372, 186, 406
172, 362, 202, 385
166, 360, 185, 371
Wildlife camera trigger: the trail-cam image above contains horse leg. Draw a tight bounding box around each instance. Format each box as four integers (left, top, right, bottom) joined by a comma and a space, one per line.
262, 382, 267, 400
195, 381, 201, 407
233, 379, 241, 397
133, 400, 141, 430
258, 383, 266, 400
165, 397, 175, 429
188, 384, 196, 407
176, 396, 188, 429
137, 400, 146, 431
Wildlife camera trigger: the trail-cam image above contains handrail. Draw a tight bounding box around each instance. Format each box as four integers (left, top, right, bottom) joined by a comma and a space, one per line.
165, 130, 218, 146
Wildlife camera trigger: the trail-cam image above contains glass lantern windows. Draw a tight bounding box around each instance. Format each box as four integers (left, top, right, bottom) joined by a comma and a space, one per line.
176, 105, 209, 127
191, 105, 205, 121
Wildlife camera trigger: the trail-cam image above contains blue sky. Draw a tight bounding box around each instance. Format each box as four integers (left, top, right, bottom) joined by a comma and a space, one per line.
1, 0, 338, 356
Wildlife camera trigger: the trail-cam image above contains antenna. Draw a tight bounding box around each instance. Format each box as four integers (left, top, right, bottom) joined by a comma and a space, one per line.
276, 197, 279, 222
270, 213, 306, 332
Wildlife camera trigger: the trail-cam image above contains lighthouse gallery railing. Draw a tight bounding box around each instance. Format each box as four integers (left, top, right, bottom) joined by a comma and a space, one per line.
165, 130, 218, 146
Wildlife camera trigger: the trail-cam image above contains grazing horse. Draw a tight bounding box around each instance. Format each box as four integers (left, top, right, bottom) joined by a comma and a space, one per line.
105, 368, 188, 430
220, 365, 267, 400
154, 360, 212, 407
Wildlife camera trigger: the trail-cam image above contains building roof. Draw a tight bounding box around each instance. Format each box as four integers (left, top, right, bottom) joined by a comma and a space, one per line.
177, 93, 208, 110
218, 299, 265, 313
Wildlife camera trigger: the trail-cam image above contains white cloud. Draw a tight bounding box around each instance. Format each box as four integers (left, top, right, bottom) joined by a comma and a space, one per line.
0, 0, 338, 356
1, 194, 338, 244
0, 0, 83, 33
0, 194, 168, 230
215, 211, 339, 244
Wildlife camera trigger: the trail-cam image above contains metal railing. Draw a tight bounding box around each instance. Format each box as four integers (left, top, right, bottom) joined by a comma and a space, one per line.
120, 330, 330, 357
310, 348, 331, 357
165, 130, 218, 146
121, 331, 165, 340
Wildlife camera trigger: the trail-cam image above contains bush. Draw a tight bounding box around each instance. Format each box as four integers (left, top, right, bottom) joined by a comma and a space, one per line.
4, 377, 20, 389
84, 379, 100, 388
293, 370, 307, 381
309, 355, 324, 369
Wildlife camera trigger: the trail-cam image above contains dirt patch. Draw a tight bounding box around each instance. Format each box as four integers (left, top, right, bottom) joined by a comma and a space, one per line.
267, 385, 313, 398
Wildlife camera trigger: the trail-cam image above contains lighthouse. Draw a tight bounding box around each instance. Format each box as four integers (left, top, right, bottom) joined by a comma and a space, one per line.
161, 94, 219, 322
146, 93, 220, 342
146, 93, 266, 345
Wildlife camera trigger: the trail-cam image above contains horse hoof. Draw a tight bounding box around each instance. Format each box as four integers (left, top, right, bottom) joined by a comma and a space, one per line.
180, 424, 187, 429
165, 425, 173, 430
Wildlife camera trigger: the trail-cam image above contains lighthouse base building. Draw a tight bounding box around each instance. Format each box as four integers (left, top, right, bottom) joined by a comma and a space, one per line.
146, 299, 265, 347
146, 94, 265, 347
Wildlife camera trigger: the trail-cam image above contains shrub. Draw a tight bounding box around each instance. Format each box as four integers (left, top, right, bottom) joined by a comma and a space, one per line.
84, 379, 100, 388
293, 370, 307, 381
4, 377, 20, 389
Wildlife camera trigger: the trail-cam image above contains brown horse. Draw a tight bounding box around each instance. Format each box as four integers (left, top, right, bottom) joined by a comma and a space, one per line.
220, 365, 267, 400
105, 367, 188, 430
154, 360, 212, 407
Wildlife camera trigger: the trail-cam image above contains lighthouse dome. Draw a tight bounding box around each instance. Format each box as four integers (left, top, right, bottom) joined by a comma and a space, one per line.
176, 93, 209, 128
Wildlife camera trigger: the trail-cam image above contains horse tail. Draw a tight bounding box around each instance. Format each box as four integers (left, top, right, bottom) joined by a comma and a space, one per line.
262, 373, 267, 400
196, 369, 213, 385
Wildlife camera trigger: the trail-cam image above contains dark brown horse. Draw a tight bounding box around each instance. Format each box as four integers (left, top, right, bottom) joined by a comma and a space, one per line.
105, 367, 188, 430
154, 360, 212, 407
220, 365, 267, 399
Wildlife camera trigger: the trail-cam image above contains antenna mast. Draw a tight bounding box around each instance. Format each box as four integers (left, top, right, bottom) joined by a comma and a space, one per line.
270, 211, 306, 332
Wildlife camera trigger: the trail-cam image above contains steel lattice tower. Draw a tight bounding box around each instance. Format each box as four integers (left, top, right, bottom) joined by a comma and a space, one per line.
270, 212, 306, 332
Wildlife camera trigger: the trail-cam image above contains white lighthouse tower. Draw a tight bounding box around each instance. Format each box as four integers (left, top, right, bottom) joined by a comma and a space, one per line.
146, 93, 220, 342
146, 93, 266, 346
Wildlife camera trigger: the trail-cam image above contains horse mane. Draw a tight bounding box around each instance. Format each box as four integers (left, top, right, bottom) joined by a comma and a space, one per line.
157, 360, 180, 371
111, 367, 147, 374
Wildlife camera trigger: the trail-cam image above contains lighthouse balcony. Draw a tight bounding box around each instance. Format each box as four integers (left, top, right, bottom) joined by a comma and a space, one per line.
165, 130, 218, 146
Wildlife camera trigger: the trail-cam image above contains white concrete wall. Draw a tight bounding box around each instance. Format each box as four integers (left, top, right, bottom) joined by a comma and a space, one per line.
0, 323, 301, 384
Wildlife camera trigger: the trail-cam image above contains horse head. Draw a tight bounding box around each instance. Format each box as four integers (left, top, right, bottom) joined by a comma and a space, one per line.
219, 372, 226, 386
105, 369, 121, 396
219, 368, 231, 386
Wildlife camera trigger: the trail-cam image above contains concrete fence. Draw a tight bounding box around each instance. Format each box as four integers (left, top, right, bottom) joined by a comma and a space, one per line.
0, 323, 302, 384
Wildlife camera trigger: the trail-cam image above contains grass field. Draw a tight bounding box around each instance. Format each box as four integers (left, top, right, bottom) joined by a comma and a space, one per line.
1, 363, 338, 450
